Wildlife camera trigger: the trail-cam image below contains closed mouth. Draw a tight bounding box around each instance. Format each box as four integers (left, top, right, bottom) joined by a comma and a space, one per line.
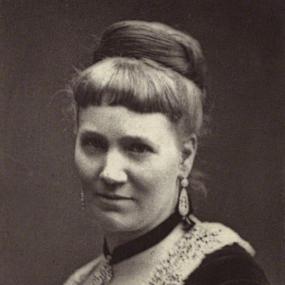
95, 193, 132, 200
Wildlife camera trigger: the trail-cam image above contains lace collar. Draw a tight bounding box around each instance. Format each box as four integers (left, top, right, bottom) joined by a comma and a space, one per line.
63, 217, 255, 285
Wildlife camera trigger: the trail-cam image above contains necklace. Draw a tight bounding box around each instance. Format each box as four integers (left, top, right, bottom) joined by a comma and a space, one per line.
103, 211, 183, 265
85, 213, 194, 285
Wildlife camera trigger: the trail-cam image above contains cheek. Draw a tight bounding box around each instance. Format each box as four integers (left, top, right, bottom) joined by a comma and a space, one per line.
74, 143, 97, 180
155, 151, 181, 180
133, 153, 180, 197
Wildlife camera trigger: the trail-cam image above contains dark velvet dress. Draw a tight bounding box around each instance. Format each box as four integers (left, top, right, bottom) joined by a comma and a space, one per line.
185, 244, 269, 285
64, 215, 269, 285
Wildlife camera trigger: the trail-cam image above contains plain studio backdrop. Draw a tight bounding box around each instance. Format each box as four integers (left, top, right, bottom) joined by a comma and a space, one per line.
0, 1, 284, 285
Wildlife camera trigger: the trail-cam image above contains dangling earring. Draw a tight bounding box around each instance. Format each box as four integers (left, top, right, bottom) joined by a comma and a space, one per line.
178, 177, 194, 227
178, 178, 190, 217
80, 189, 85, 210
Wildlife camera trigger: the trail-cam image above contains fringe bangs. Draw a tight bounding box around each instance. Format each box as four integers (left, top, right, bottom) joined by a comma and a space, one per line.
72, 57, 186, 123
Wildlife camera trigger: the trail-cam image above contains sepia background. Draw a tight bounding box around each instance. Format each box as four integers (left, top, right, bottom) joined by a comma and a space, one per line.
0, 1, 284, 284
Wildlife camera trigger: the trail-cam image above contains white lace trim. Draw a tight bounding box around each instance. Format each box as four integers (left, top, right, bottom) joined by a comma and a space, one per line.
147, 218, 255, 285
63, 219, 255, 285
63, 256, 107, 285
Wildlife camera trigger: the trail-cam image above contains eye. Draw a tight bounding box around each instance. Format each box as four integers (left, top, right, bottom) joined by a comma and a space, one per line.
81, 137, 107, 152
127, 143, 153, 154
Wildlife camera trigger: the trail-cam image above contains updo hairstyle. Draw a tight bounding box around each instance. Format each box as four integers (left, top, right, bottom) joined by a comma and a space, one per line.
70, 20, 210, 197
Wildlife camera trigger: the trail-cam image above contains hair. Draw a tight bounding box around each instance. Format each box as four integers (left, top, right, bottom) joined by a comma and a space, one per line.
69, 20, 211, 201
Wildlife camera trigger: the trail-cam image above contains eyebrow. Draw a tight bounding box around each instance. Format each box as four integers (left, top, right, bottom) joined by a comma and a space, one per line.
79, 130, 159, 150
79, 130, 107, 142
120, 136, 159, 150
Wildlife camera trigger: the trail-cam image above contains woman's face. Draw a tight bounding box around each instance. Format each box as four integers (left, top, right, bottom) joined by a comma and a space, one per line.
74, 105, 186, 234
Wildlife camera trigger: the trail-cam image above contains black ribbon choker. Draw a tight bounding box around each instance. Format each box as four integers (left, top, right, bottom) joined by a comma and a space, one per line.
103, 211, 194, 265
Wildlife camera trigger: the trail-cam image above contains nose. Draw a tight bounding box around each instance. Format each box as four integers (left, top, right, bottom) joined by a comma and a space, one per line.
99, 148, 127, 185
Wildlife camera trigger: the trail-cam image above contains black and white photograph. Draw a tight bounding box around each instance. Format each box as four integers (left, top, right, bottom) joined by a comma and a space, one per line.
0, 1, 284, 285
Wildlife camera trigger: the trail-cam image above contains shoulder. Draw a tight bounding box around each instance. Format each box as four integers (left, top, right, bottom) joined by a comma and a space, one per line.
63, 255, 104, 285
181, 217, 269, 285
184, 243, 269, 285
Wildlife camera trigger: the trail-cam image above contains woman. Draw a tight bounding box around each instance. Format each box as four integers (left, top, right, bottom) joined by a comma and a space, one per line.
64, 21, 269, 285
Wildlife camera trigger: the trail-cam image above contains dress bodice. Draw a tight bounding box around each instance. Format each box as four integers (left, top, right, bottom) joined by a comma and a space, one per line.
63, 217, 268, 285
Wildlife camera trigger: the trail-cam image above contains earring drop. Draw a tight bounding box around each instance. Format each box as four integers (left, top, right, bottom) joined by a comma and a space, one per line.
80, 189, 85, 210
178, 178, 190, 217
178, 177, 194, 228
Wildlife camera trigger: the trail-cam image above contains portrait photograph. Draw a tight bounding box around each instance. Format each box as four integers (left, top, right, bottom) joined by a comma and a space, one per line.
0, 1, 284, 285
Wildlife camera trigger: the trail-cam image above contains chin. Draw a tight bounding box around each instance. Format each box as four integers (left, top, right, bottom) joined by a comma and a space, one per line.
89, 206, 139, 233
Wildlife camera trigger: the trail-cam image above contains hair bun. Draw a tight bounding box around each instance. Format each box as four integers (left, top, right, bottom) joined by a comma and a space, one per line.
93, 21, 207, 92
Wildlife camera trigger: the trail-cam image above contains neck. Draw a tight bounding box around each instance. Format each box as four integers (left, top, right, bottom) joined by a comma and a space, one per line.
105, 230, 146, 253
103, 211, 180, 252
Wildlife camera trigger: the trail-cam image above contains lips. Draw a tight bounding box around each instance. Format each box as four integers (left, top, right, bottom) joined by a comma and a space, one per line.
94, 192, 133, 209
95, 192, 133, 201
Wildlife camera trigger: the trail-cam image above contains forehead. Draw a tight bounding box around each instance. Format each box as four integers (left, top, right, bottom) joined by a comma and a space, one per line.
77, 105, 180, 143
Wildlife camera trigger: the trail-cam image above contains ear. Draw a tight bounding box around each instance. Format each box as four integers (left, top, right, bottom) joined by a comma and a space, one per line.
179, 134, 197, 178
